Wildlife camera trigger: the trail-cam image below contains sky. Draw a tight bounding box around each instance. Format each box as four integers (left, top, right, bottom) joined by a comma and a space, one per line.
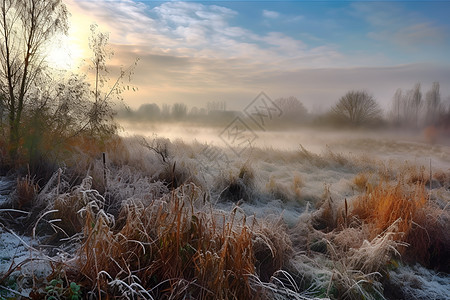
56, 0, 450, 112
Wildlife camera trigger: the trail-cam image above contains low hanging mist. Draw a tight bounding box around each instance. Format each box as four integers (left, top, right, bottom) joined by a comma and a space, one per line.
117, 88, 450, 168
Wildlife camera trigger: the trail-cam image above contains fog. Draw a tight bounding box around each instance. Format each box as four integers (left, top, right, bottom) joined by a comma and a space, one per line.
120, 121, 450, 170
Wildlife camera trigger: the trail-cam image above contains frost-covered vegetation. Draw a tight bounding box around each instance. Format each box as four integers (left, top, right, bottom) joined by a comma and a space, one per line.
1, 133, 449, 299
1, 1, 449, 298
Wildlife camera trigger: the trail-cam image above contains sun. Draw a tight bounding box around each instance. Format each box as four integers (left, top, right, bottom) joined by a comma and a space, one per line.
46, 32, 86, 71
45, 9, 92, 72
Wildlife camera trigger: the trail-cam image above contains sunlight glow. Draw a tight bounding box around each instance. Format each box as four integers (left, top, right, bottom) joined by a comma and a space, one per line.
46, 40, 85, 70
46, 10, 89, 71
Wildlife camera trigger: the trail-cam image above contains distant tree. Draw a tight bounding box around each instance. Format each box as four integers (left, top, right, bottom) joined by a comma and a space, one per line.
391, 88, 403, 125
410, 83, 423, 128
115, 104, 133, 119
332, 90, 382, 126
425, 82, 441, 126
0, 0, 68, 159
161, 104, 170, 118
207, 101, 226, 113
274, 96, 307, 121
189, 106, 199, 116
172, 103, 187, 120
137, 103, 161, 120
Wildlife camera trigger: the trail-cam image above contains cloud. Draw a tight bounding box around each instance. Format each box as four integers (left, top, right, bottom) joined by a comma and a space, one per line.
63, 1, 450, 111
351, 2, 448, 48
68, 0, 341, 69
262, 10, 280, 19
368, 22, 445, 47
120, 54, 450, 112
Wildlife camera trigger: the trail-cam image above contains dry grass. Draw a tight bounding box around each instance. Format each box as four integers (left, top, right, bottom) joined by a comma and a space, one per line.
53, 176, 102, 237
403, 201, 450, 271
15, 174, 39, 210
3, 135, 448, 300
70, 182, 265, 299
292, 175, 303, 199
433, 170, 449, 187
352, 172, 369, 192
217, 163, 255, 203
252, 219, 293, 282
267, 174, 304, 203
348, 176, 449, 271
351, 180, 427, 242
312, 186, 338, 232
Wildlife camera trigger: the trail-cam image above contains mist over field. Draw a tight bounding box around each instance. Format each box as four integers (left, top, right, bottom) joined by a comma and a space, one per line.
1, 0, 450, 299
121, 121, 450, 160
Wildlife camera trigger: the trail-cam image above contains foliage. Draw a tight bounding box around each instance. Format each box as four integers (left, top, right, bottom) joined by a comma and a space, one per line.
44, 279, 81, 300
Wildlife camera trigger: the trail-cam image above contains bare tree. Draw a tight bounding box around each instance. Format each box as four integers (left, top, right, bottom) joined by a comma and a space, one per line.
85, 24, 138, 136
0, 0, 68, 160
332, 90, 382, 126
161, 104, 170, 118
391, 88, 402, 125
86, 24, 116, 136
137, 103, 161, 120
172, 103, 187, 120
274, 96, 308, 121
425, 82, 441, 126
410, 83, 423, 128
207, 101, 226, 113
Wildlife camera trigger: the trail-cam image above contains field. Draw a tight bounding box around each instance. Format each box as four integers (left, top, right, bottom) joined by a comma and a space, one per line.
0, 125, 449, 299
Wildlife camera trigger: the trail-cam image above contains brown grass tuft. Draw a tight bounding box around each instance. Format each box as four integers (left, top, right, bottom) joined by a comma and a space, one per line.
73, 183, 259, 299
252, 219, 293, 282
352, 172, 369, 192
15, 174, 39, 210
403, 201, 450, 271
351, 180, 427, 242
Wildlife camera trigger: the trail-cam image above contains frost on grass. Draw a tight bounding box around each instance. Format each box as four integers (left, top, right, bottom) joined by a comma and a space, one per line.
0, 134, 449, 299
0, 228, 31, 275
0, 227, 52, 298
388, 264, 450, 300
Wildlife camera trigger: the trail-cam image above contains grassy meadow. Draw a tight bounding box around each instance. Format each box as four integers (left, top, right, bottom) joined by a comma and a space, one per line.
0, 127, 449, 299
1, 1, 449, 299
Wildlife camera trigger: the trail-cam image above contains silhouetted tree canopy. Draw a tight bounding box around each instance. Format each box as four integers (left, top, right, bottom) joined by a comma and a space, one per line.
172, 103, 187, 120
137, 103, 161, 120
425, 82, 441, 126
332, 90, 382, 126
274, 96, 308, 119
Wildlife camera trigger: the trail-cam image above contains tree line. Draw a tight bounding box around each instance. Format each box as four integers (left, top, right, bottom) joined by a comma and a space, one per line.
119, 86, 449, 130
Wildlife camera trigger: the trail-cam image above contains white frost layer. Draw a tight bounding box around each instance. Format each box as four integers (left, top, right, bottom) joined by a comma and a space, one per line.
0, 177, 14, 207
0, 228, 32, 274
389, 264, 450, 300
